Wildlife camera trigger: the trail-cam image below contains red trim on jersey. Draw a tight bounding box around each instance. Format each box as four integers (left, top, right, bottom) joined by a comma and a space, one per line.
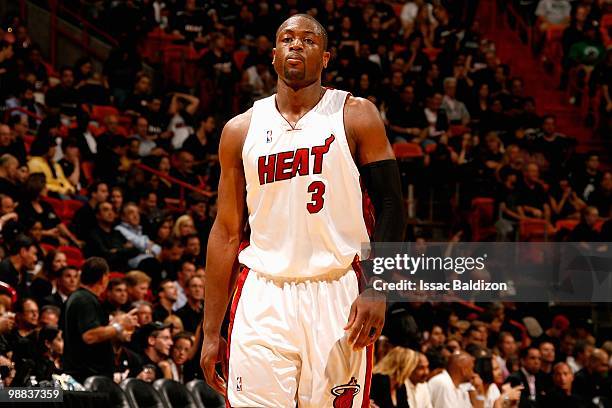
225, 267, 250, 408
353, 264, 374, 408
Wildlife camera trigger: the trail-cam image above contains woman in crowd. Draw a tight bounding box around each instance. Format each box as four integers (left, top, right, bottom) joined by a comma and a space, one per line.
371, 346, 411, 408
33, 326, 63, 381
168, 331, 193, 383
30, 249, 67, 304
172, 215, 196, 240
16, 173, 81, 247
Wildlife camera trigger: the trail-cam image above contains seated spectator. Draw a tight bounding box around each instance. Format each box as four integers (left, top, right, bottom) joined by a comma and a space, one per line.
30, 250, 67, 305
63, 257, 138, 383
568, 206, 601, 243
0, 154, 21, 202
571, 153, 602, 202
572, 349, 611, 404
494, 332, 518, 382
172, 215, 196, 241
114, 203, 161, 269
94, 132, 129, 185
137, 189, 162, 237
133, 300, 153, 327
531, 115, 571, 178
588, 171, 611, 216
567, 23, 605, 105
71, 181, 109, 241
125, 270, 151, 303
543, 362, 589, 408
45, 66, 80, 116
168, 92, 199, 150
518, 163, 550, 220
172, 259, 195, 311
39, 305, 61, 327
85, 202, 140, 271
169, 150, 200, 197
41, 266, 79, 311
428, 351, 482, 408
371, 346, 411, 408
102, 277, 130, 316
157, 238, 185, 282
550, 176, 586, 222
387, 85, 427, 143
110, 186, 124, 214
567, 339, 595, 374
138, 321, 173, 381
28, 138, 76, 197
0, 123, 26, 166
441, 77, 470, 125
505, 346, 547, 406
175, 275, 203, 333
170, 0, 209, 43
123, 71, 152, 115
153, 280, 177, 322
168, 331, 193, 383
405, 349, 433, 408
182, 234, 203, 267
0, 234, 38, 297
110, 311, 143, 383
58, 138, 83, 191
423, 92, 449, 143
132, 116, 165, 158
560, 4, 590, 90
33, 326, 63, 381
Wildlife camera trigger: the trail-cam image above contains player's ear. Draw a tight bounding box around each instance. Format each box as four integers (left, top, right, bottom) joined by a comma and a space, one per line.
272, 48, 276, 65
322, 51, 330, 69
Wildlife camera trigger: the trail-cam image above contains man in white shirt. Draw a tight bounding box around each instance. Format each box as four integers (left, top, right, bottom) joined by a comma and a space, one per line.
428, 351, 485, 408
406, 352, 433, 408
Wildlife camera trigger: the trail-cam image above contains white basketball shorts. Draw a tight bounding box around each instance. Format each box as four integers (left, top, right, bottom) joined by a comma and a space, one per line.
226, 267, 373, 408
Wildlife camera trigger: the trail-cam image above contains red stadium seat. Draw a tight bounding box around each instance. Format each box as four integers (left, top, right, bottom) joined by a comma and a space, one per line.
91, 105, 119, 123
59, 246, 85, 268
63, 200, 84, 223
40, 243, 57, 254
81, 161, 95, 184
519, 218, 555, 242
41, 196, 65, 219
470, 197, 496, 241
555, 219, 579, 232
393, 143, 423, 159
423, 48, 442, 62
233, 50, 248, 71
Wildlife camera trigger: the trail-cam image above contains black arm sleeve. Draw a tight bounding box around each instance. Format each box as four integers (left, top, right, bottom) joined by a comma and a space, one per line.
360, 159, 406, 243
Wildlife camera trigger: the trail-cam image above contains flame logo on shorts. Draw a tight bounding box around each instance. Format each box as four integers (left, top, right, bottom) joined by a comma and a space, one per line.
331, 377, 360, 408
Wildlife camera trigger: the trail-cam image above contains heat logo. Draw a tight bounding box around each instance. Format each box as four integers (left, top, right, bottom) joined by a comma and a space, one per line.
331, 377, 360, 408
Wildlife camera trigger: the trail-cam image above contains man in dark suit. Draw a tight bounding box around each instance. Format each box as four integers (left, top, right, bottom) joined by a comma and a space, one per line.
506, 346, 547, 407
573, 349, 612, 406
542, 362, 589, 408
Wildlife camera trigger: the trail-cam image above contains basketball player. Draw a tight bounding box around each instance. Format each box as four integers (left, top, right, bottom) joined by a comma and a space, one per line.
201, 14, 405, 407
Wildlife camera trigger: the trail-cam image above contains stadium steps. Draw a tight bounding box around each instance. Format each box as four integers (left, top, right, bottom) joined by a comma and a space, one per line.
480, 6, 608, 163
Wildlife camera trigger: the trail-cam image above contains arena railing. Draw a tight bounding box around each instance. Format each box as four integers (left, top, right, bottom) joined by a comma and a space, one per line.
135, 163, 216, 211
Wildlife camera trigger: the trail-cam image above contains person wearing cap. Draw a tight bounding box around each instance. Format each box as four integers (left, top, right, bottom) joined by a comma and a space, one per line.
137, 321, 173, 381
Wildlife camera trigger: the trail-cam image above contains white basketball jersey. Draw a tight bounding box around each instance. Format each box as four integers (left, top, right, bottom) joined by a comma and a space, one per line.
238, 89, 370, 279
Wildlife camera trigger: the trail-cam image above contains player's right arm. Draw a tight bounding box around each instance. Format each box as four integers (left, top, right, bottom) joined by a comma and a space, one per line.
201, 110, 250, 395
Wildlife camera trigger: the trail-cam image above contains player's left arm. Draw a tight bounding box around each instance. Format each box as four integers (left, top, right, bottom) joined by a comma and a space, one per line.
344, 96, 406, 350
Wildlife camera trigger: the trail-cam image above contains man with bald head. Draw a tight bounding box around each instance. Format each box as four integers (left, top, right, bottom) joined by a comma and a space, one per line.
0, 153, 21, 201
573, 348, 612, 404
542, 362, 589, 407
428, 351, 485, 408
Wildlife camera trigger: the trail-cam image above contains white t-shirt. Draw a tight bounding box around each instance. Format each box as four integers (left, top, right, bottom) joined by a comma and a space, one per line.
428, 370, 472, 408
485, 383, 501, 408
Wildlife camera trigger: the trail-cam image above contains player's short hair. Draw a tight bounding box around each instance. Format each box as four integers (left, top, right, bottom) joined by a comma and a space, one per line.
276, 14, 328, 50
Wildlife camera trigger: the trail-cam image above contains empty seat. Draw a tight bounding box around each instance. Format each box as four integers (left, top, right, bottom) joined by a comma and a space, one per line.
58, 245, 85, 268
84, 376, 132, 408
121, 378, 165, 408
186, 380, 225, 408
153, 379, 197, 408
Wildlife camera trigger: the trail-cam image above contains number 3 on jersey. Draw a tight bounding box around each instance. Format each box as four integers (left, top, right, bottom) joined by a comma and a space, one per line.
307, 181, 325, 213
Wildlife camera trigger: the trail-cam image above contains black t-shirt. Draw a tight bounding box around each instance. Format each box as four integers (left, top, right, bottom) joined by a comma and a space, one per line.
45, 85, 81, 116
0, 177, 20, 202
172, 11, 210, 42
63, 287, 113, 382
370, 374, 409, 408
176, 302, 203, 333
518, 182, 548, 210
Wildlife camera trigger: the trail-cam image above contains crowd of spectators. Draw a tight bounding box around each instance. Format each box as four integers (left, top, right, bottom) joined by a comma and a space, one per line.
0, 1, 609, 406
